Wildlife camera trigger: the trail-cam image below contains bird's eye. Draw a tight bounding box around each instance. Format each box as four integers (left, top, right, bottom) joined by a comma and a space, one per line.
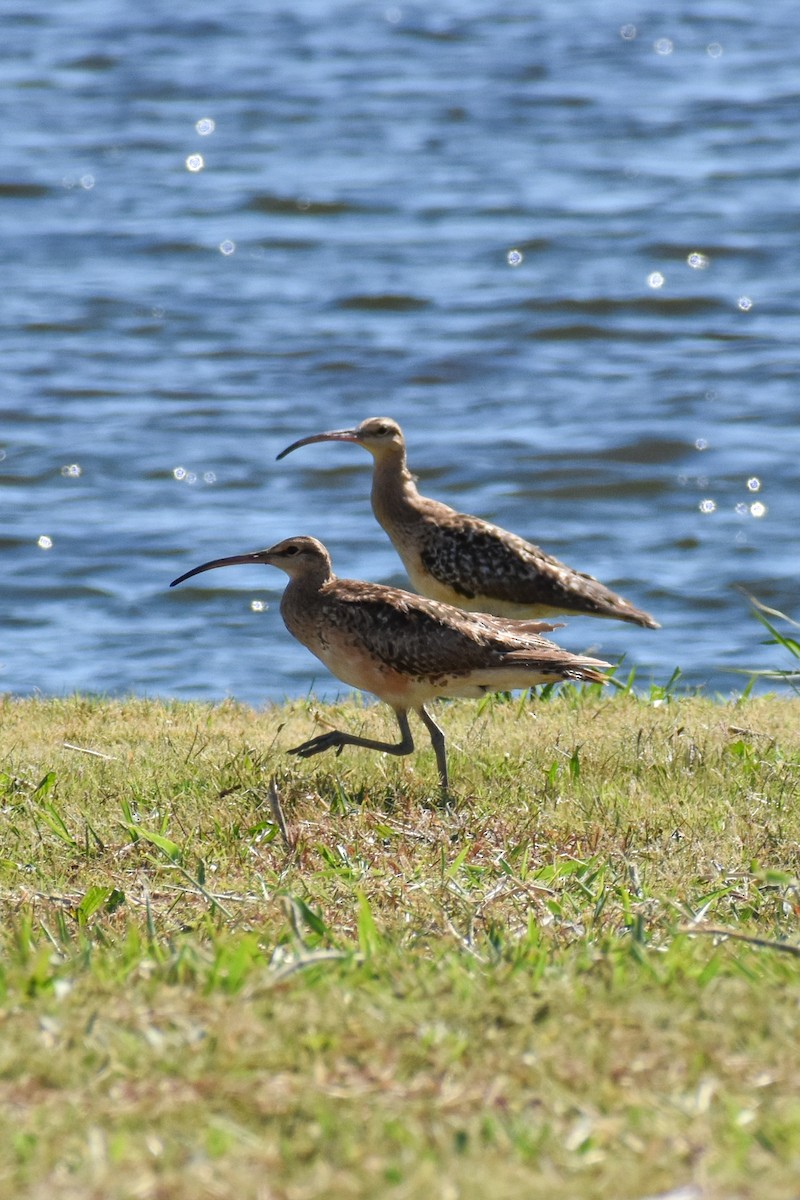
284, 544, 300, 556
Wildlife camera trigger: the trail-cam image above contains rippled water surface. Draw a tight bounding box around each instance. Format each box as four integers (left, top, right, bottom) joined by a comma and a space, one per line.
3, 1, 798, 704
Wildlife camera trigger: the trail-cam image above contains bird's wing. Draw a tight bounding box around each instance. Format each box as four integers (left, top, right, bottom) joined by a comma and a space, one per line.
322, 580, 593, 680
417, 508, 657, 625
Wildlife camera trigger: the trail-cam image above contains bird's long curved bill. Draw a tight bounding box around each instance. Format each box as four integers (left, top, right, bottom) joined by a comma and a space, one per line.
276, 428, 360, 460
170, 551, 268, 588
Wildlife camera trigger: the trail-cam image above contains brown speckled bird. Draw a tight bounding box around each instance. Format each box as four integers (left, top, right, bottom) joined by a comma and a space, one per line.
277, 417, 659, 629
170, 536, 610, 790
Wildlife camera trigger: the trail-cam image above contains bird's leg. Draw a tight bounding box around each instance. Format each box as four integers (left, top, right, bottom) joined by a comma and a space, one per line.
417, 704, 449, 792
289, 708, 415, 765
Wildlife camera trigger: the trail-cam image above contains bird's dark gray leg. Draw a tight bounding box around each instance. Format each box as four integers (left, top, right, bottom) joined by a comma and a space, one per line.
417, 704, 449, 792
289, 708, 415, 764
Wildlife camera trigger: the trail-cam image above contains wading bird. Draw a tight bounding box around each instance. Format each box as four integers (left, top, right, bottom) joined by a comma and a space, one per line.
170, 536, 610, 791
277, 417, 658, 629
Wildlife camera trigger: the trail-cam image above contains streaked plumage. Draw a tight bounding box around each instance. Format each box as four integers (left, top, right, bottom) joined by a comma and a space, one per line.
170, 536, 610, 790
277, 417, 659, 629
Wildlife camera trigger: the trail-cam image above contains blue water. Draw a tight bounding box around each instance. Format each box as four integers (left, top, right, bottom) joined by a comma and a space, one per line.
3, 1, 798, 705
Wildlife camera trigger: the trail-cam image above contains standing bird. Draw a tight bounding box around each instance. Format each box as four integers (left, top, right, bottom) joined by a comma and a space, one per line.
277, 417, 659, 628
170, 536, 610, 791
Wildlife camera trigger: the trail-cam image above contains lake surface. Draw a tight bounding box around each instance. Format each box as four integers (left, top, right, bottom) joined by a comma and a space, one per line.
3, 1, 798, 706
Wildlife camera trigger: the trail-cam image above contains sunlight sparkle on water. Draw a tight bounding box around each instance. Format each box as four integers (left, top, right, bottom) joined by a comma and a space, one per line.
647, 272, 664, 289
699, 499, 716, 514
737, 296, 753, 311
219, 240, 236, 255
654, 38, 674, 55
60, 463, 82, 477
507, 249, 523, 267
687, 252, 709, 270
37, 535, 54, 550
695, 438, 708, 450
195, 118, 215, 136
620, 24, 636, 40
747, 477, 760, 492
707, 43, 723, 58
175, 466, 215, 485
750, 502, 767, 518
186, 154, 204, 173
250, 600, 268, 613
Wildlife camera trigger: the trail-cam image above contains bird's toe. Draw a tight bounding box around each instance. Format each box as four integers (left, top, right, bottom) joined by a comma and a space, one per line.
289, 731, 343, 759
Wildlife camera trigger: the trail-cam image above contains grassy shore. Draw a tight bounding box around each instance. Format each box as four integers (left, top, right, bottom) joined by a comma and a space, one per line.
1, 689, 799, 1199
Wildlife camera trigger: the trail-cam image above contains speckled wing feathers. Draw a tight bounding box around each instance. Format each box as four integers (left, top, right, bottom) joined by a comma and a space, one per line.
416, 506, 657, 626
304, 579, 607, 686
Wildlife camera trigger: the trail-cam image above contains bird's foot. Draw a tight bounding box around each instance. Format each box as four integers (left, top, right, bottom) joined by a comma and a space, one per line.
289, 731, 347, 759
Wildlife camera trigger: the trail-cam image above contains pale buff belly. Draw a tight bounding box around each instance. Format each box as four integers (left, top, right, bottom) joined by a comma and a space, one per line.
404, 560, 568, 619
313, 638, 561, 706
310, 640, 428, 708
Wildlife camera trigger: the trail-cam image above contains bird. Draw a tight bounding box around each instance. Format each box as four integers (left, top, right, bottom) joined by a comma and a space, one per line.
170, 535, 610, 791
276, 417, 659, 629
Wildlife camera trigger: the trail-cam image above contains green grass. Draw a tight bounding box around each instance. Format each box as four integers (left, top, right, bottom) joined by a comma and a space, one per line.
2, 689, 800, 1199
738, 596, 800, 693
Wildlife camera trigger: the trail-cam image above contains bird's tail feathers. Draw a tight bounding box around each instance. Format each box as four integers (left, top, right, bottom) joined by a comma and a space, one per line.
503, 648, 612, 684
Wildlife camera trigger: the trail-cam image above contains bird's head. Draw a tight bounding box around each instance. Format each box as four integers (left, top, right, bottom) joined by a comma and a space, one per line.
276, 416, 405, 463
170, 536, 333, 588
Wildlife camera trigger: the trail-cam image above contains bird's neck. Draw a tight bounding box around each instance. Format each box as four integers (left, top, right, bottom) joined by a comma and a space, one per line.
370, 449, 422, 530
279, 565, 332, 639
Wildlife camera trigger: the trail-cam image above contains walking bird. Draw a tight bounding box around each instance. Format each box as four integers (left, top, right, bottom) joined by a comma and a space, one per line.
170, 536, 610, 790
277, 417, 659, 628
